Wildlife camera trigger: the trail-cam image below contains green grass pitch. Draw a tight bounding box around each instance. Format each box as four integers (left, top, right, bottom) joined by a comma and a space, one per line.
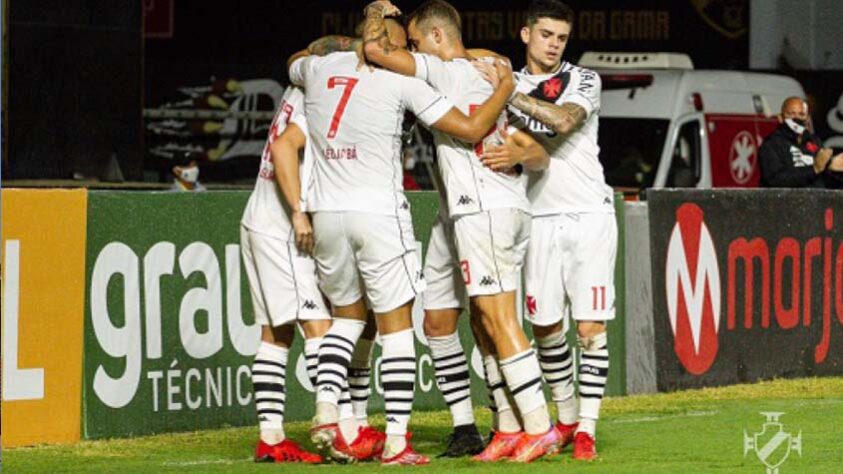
4, 377, 842, 473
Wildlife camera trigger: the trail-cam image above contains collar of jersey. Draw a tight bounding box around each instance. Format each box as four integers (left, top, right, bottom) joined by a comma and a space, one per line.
519, 61, 569, 77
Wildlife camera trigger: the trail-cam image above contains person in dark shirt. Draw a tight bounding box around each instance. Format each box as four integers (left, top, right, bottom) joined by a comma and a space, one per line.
759, 97, 843, 188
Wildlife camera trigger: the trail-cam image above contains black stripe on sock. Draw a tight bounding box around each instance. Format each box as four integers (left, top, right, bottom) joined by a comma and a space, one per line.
383, 381, 415, 391
433, 352, 464, 363
579, 393, 604, 399
324, 333, 355, 347
438, 372, 470, 384
252, 382, 285, 393
546, 374, 574, 385
434, 360, 469, 372
511, 376, 543, 396
500, 350, 535, 367
319, 354, 352, 367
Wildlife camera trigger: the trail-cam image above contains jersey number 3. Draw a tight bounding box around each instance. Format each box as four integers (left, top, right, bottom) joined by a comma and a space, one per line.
327, 76, 358, 139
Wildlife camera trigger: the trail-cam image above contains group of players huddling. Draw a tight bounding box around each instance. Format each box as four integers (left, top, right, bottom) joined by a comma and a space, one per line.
239, 0, 617, 465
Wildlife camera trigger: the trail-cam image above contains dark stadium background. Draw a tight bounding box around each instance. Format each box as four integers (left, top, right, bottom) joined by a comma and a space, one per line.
2, 0, 840, 185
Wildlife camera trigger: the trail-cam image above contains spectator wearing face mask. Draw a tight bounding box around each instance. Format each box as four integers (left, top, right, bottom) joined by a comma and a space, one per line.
759, 96, 843, 188
170, 156, 206, 192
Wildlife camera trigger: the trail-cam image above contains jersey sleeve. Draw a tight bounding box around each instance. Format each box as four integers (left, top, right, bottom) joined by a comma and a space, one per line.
400, 77, 454, 127
506, 107, 528, 131
288, 56, 316, 87
290, 117, 313, 211
564, 68, 601, 117
412, 53, 453, 92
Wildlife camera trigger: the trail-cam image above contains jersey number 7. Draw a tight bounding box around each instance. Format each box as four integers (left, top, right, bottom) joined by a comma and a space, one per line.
327, 76, 359, 139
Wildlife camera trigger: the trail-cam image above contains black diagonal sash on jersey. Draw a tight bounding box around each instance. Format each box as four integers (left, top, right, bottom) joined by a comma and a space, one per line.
527, 70, 572, 103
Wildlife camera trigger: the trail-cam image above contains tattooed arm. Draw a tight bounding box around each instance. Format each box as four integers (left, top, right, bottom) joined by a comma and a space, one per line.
307, 35, 362, 56
361, 1, 417, 76
509, 93, 588, 136
286, 35, 362, 70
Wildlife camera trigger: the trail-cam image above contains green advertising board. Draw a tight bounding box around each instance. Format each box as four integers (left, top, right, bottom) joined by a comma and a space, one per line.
82, 191, 625, 439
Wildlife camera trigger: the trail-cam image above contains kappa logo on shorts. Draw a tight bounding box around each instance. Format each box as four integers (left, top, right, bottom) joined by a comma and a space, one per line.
400, 201, 410, 210
386, 416, 398, 423
302, 300, 318, 310
479, 276, 497, 287
457, 195, 474, 206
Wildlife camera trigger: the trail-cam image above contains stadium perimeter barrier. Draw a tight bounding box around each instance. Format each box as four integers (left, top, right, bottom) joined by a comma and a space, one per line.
639, 189, 843, 392
1, 189, 626, 446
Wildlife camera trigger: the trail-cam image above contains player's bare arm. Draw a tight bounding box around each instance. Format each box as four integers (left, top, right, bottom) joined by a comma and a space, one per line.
361, 0, 416, 76
431, 60, 515, 143
270, 123, 314, 254
480, 128, 549, 172
466, 48, 503, 60
286, 35, 363, 70
510, 93, 587, 136
308, 35, 361, 56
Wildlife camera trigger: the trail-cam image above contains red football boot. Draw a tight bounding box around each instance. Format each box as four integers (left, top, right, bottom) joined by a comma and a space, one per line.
554, 421, 579, 451
509, 426, 563, 463
347, 425, 387, 461
310, 423, 356, 463
472, 431, 523, 462
381, 440, 430, 466
254, 439, 322, 464
572, 431, 598, 461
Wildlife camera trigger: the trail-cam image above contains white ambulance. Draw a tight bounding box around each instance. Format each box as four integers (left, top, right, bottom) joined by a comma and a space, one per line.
580, 52, 805, 191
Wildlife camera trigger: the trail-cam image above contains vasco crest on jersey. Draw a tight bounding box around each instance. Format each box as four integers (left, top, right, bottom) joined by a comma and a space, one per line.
528, 70, 571, 102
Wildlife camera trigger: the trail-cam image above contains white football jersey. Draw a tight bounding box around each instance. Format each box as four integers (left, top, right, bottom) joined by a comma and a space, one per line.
240, 86, 313, 240
413, 53, 529, 217
510, 62, 614, 214
289, 52, 453, 214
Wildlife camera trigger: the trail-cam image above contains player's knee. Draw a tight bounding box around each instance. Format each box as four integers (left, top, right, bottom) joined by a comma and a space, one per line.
532, 321, 564, 339
262, 324, 295, 347
423, 309, 459, 337
300, 319, 331, 339
577, 329, 608, 352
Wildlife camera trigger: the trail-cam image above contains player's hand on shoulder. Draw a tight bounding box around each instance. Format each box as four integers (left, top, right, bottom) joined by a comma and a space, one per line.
292, 211, 315, 255
472, 59, 500, 90
493, 58, 515, 96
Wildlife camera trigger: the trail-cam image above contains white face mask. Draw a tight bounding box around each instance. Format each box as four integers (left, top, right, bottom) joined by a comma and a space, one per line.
179, 166, 199, 183
784, 118, 806, 135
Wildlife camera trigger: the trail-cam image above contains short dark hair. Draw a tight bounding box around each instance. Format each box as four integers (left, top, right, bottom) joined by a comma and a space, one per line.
526, 0, 574, 27
408, 0, 461, 37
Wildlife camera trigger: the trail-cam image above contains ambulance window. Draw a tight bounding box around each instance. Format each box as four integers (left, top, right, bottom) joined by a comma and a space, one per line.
599, 118, 668, 189
667, 121, 701, 188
